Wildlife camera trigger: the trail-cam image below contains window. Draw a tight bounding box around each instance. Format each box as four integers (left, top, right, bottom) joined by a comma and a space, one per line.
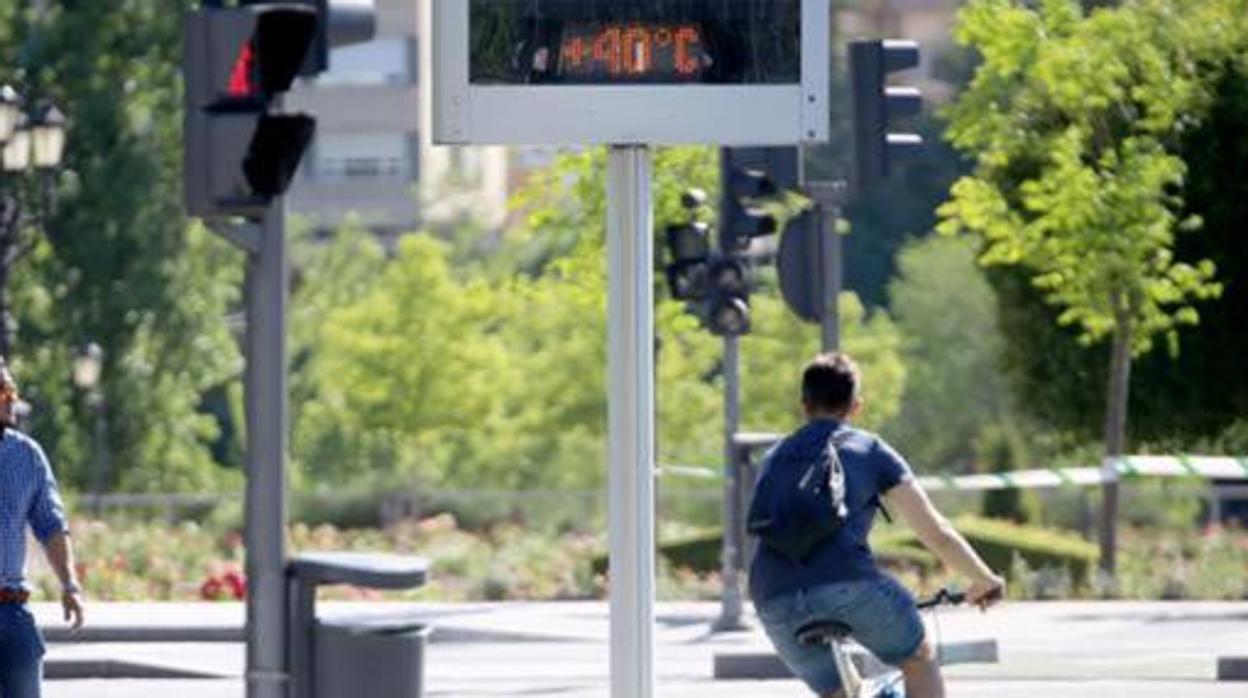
316, 38, 412, 87
309, 133, 416, 182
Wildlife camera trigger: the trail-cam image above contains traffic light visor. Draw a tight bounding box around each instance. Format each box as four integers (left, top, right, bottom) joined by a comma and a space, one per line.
254, 9, 318, 95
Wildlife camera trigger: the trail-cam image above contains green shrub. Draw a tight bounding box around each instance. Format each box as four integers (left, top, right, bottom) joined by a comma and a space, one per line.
976, 422, 1042, 524
880, 516, 1099, 587
592, 529, 940, 577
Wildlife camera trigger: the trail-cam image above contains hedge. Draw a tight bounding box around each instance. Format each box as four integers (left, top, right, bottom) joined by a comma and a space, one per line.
878, 516, 1100, 585
592, 517, 1097, 585
592, 530, 937, 576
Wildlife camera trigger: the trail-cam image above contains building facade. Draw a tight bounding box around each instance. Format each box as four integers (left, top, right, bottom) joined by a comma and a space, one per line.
287, 0, 510, 241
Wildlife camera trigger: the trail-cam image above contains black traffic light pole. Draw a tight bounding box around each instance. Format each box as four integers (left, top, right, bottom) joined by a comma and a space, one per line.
183, 4, 373, 696
205, 199, 291, 698
244, 200, 290, 698
205, 183, 293, 698
805, 180, 848, 352
714, 150, 748, 632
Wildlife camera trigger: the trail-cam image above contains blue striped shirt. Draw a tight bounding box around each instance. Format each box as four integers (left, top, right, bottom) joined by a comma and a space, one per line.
0, 428, 70, 590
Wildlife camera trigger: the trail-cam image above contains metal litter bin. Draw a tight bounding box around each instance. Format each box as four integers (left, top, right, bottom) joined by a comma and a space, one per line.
289, 552, 430, 698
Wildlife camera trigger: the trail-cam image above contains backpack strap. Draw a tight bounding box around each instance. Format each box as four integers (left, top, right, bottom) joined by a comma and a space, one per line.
827, 428, 895, 523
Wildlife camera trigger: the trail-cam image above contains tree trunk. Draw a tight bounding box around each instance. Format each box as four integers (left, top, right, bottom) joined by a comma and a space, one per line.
1099, 305, 1133, 578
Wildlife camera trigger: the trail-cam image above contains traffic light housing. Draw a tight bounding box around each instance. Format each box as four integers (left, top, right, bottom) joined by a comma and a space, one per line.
184, 3, 318, 218
849, 39, 924, 195
706, 257, 751, 337
261, 0, 378, 77
719, 148, 790, 253
664, 220, 712, 301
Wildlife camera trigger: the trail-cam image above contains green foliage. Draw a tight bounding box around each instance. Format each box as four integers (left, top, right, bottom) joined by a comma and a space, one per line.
599, 529, 937, 578
884, 236, 1011, 471
741, 291, 906, 435
292, 147, 906, 496
841, 117, 969, 309
943, 2, 1248, 446
3, 2, 243, 492
1116, 525, 1248, 600
976, 422, 1042, 524
1120, 479, 1204, 530
939, 0, 1237, 359
881, 515, 1099, 586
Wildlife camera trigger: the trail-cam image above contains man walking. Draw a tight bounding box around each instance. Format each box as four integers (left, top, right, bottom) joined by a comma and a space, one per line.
0, 357, 85, 698
749, 353, 1003, 698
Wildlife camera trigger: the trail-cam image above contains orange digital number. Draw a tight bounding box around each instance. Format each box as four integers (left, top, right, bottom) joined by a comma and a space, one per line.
562, 36, 586, 69
592, 26, 622, 76
675, 25, 700, 75
621, 24, 652, 75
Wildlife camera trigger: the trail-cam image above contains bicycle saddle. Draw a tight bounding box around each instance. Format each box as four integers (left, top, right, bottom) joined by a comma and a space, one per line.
795, 619, 853, 646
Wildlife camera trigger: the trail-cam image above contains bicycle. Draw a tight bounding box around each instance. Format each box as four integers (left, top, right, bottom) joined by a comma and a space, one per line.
793, 587, 992, 698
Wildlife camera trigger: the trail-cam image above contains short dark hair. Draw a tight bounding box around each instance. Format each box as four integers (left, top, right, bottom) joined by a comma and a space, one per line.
801, 353, 860, 414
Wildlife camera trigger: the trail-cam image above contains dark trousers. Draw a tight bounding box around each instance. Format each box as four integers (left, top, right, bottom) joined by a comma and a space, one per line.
0, 604, 44, 698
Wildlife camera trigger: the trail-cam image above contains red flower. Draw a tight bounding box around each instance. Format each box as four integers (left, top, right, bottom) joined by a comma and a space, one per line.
201, 576, 226, 601
223, 571, 248, 600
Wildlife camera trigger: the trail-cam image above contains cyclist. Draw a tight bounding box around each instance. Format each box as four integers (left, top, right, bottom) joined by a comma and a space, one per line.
749, 352, 1004, 698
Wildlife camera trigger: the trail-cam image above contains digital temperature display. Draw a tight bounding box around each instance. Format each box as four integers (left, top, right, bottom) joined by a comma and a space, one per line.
469, 0, 801, 86
556, 23, 709, 82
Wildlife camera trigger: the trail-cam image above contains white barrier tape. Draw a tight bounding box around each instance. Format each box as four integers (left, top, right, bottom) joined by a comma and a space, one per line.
662, 453, 1248, 492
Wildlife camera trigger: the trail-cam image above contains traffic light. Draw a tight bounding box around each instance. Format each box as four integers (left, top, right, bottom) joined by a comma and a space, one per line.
849, 39, 924, 195
718, 148, 789, 253
663, 189, 710, 301
273, 0, 378, 77
183, 3, 318, 218
664, 221, 711, 301
706, 257, 751, 337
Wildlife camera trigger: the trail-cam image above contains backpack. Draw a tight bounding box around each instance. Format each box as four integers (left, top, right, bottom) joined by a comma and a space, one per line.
746, 425, 852, 562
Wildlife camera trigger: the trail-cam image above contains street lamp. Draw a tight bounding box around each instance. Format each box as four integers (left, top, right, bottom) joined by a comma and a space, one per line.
30, 105, 66, 170
72, 342, 103, 391
0, 89, 67, 358
0, 85, 21, 145
73, 343, 109, 513
2, 114, 30, 172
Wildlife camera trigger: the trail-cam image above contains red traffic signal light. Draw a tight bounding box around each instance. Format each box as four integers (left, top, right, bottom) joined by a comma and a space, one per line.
184, 3, 318, 218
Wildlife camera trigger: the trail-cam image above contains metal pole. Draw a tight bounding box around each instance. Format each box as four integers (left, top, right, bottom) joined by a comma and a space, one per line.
245, 200, 289, 698
606, 145, 655, 698
808, 182, 847, 352
819, 203, 842, 352
89, 392, 109, 514
714, 334, 747, 631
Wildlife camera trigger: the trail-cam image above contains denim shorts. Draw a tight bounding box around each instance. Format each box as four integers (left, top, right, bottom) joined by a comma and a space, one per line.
754, 575, 925, 696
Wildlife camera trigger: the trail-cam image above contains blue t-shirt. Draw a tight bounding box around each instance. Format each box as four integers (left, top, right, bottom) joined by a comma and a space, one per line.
748, 419, 913, 603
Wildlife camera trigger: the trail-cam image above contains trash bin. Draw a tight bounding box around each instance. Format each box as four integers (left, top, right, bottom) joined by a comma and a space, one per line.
314, 618, 432, 698
288, 552, 430, 698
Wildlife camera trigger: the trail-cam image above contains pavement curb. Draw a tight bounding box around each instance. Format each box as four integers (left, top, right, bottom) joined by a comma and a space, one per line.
43, 627, 245, 643
43, 623, 592, 646
45, 659, 229, 681
713, 640, 999, 681
1217, 657, 1248, 681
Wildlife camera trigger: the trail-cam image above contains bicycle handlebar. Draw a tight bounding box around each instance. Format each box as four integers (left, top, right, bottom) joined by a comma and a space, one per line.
915, 586, 1002, 610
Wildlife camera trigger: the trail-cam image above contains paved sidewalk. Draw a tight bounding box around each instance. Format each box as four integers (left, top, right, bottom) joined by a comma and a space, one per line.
33, 601, 1248, 697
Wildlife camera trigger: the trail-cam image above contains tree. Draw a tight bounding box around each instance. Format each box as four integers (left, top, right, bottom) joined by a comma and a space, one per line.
938, 0, 1243, 573
989, 63, 1248, 449
292, 146, 908, 505
3, 1, 244, 492
885, 236, 1012, 472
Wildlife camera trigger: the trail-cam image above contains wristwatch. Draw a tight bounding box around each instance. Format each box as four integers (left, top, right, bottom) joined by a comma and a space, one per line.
63, 581, 82, 594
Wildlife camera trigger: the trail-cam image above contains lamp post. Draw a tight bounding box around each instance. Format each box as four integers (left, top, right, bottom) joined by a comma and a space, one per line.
0, 85, 67, 359
73, 342, 109, 513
